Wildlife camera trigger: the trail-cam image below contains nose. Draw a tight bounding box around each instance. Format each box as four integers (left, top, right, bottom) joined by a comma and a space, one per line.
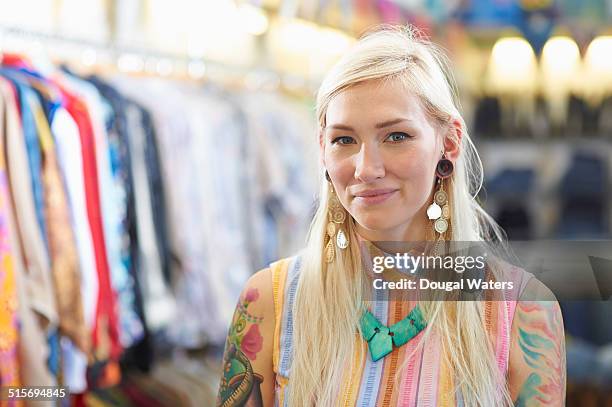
354, 143, 385, 182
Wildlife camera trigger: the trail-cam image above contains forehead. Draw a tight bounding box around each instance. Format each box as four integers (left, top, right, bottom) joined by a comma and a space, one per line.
325, 78, 429, 128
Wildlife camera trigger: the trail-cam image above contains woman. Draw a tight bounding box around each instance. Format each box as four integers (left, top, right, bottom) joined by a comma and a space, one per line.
217, 25, 565, 406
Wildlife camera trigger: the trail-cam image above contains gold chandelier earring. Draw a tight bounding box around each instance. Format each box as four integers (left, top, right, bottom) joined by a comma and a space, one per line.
325, 171, 349, 263
427, 152, 454, 247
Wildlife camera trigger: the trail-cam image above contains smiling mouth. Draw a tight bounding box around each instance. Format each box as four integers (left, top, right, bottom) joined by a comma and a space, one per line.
353, 189, 398, 205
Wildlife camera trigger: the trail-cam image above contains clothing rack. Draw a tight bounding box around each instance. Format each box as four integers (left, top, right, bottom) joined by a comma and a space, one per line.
0, 43, 317, 403
0, 25, 318, 96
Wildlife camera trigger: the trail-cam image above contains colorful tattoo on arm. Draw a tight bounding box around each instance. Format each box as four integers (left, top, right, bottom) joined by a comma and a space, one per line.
217, 288, 265, 407
514, 301, 566, 407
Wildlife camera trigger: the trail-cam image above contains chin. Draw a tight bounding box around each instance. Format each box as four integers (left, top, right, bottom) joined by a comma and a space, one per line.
353, 213, 402, 234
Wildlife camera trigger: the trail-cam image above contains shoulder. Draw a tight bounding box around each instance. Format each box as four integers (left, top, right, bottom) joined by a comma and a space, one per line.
238, 253, 304, 318
269, 252, 304, 276
486, 256, 536, 300
485, 254, 561, 332
267, 253, 305, 296
487, 256, 560, 328
236, 267, 274, 321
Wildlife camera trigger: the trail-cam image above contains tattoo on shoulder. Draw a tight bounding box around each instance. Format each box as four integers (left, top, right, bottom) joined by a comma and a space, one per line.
514, 301, 565, 407
217, 288, 265, 407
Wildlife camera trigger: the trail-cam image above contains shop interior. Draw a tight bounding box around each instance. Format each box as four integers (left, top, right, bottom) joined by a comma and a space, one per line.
1, 0, 611, 405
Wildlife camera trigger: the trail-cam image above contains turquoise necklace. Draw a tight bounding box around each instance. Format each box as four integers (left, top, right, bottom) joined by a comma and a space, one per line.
359, 305, 427, 362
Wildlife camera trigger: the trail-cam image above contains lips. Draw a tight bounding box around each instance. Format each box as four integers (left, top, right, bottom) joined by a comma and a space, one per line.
354, 188, 397, 197
353, 188, 398, 205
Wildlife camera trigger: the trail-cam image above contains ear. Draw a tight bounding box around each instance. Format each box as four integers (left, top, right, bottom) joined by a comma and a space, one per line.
442, 118, 462, 162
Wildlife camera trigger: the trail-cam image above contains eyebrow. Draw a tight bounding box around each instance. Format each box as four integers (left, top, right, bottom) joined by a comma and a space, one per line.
326, 118, 412, 131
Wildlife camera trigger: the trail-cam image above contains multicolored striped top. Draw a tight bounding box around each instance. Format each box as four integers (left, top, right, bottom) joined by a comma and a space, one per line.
270, 254, 534, 406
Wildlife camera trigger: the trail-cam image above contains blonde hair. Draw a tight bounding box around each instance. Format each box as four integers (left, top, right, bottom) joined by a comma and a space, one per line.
288, 25, 512, 406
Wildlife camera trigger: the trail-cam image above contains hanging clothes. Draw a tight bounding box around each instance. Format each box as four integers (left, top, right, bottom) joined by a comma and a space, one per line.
52, 77, 123, 386
0, 74, 58, 405
1, 71, 51, 251
31, 84, 88, 352
86, 76, 153, 373
0, 77, 21, 396
122, 99, 176, 331
1, 51, 319, 403
62, 70, 144, 347
0, 71, 58, 331
51, 104, 100, 393
110, 77, 254, 347
107, 78, 173, 289
86, 76, 145, 348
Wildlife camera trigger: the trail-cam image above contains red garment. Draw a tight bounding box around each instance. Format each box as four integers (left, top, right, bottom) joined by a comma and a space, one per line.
53, 82, 122, 364
1, 54, 30, 69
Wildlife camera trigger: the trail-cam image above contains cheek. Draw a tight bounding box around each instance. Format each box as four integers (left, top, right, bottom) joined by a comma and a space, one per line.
387, 148, 436, 181
386, 149, 437, 204
324, 149, 354, 183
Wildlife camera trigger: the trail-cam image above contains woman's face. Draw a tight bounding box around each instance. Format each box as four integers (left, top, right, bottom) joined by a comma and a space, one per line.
321, 79, 448, 241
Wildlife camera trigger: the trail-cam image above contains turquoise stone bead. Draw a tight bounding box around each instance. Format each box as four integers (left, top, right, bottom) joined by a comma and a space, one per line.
389, 307, 426, 347
360, 309, 381, 342
367, 326, 393, 362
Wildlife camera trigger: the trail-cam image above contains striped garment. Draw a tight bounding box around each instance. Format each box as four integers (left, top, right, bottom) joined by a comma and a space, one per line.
270, 255, 533, 406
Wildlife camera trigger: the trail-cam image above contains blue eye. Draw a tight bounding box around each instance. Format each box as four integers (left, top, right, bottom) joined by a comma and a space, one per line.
387, 132, 411, 142
332, 136, 356, 145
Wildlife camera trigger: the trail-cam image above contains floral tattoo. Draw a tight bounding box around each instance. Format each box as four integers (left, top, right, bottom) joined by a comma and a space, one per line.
217, 288, 265, 406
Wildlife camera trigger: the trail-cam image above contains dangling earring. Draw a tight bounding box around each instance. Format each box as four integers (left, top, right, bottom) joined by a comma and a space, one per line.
325, 171, 349, 263
427, 153, 453, 250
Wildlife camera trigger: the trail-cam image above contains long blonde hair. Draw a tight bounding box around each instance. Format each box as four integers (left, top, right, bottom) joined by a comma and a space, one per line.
288, 25, 512, 406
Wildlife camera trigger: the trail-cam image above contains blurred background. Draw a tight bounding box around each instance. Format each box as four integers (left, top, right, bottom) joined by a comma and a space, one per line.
0, 0, 610, 405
